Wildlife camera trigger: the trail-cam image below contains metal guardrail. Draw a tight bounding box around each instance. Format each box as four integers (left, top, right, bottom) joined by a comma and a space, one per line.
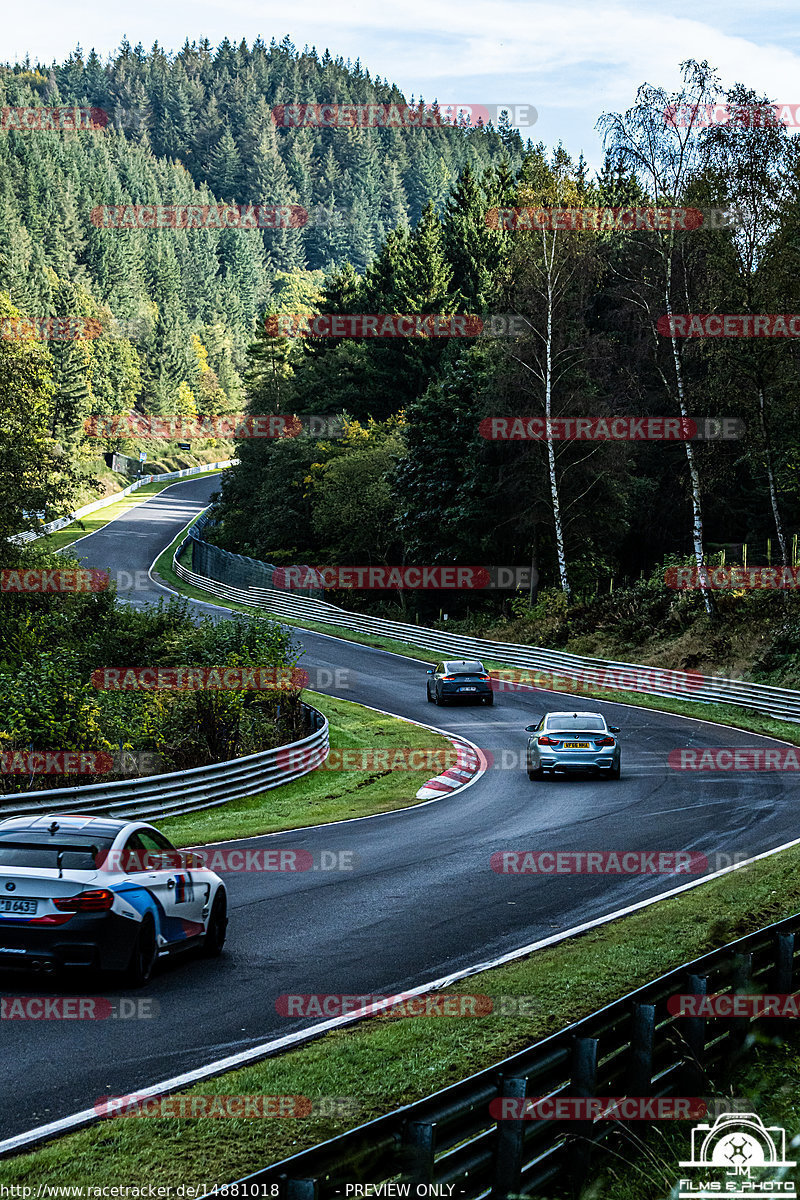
0, 705, 328, 820
213, 912, 800, 1199
15, 459, 236, 545
173, 524, 800, 723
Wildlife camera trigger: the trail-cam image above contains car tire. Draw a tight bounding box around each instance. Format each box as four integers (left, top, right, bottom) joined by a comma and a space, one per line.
609, 760, 621, 780
483, 694, 494, 706
426, 684, 434, 703
435, 689, 445, 706
124, 914, 157, 987
528, 765, 544, 780
202, 890, 227, 957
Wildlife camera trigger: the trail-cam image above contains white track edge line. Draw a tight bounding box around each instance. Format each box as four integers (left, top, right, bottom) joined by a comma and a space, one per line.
6, 832, 800, 1158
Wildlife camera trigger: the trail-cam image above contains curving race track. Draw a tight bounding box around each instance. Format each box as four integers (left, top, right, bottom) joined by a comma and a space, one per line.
1, 474, 797, 1144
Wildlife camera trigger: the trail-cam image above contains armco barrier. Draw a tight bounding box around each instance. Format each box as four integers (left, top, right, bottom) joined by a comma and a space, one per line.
186, 512, 322, 598
0, 704, 327, 820
173, 517, 800, 723
14, 460, 236, 545
210, 912, 800, 1198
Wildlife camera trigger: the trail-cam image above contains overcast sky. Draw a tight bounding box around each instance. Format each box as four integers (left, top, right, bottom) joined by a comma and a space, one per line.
5, 0, 800, 170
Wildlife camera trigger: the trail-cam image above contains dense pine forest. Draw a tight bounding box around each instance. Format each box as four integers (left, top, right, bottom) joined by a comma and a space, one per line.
3, 45, 800, 671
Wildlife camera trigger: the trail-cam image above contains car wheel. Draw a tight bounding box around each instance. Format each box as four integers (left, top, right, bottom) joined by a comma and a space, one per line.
426, 684, 434, 703
609, 759, 621, 780
483, 693, 494, 706
528, 764, 544, 780
435, 689, 445, 706
124, 914, 157, 987
202, 891, 227, 957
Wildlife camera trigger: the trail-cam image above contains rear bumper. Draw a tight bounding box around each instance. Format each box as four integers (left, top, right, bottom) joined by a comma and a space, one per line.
531, 751, 620, 771
0, 912, 138, 973
441, 685, 492, 701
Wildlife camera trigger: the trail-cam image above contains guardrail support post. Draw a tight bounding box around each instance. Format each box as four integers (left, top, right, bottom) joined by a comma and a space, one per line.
682, 973, 707, 1092
774, 932, 795, 994
492, 1075, 528, 1198
287, 1179, 318, 1200
731, 952, 753, 1052
628, 1003, 655, 1095
402, 1119, 436, 1184
567, 1037, 598, 1196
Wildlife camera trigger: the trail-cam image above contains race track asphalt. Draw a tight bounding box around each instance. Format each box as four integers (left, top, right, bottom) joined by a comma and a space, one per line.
1, 475, 793, 1140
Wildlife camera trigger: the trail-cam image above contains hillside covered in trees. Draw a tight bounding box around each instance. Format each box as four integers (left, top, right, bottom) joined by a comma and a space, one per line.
0, 36, 522, 528
211, 61, 800, 636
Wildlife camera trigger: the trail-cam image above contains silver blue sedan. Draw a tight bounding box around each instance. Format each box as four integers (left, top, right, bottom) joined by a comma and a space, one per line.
525, 711, 621, 780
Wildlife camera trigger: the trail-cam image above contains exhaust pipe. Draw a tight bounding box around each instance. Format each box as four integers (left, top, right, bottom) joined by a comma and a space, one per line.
43, 961, 56, 975
30, 960, 42, 972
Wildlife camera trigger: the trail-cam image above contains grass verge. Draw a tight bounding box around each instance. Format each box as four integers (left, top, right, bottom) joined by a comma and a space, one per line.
3, 833, 800, 1186
153, 523, 800, 750
582, 1031, 800, 1198
155, 690, 457, 847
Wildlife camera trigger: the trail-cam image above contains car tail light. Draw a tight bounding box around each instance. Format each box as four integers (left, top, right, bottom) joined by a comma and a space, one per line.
538, 736, 558, 746
53, 889, 115, 912
441, 676, 455, 681
595, 736, 616, 746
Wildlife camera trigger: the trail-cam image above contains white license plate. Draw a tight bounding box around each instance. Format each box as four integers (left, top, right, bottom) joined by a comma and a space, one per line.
459, 686, 477, 692
563, 742, 590, 749
0, 898, 38, 915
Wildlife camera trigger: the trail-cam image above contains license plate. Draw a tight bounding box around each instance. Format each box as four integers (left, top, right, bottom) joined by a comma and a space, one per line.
0, 898, 38, 915
459, 687, 477, 692
563, 742, 590, 749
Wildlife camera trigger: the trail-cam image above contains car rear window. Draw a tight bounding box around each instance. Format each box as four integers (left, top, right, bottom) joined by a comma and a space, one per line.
445, 661, 485, 675
0, 833, 116, 870
547, 716, 606, 732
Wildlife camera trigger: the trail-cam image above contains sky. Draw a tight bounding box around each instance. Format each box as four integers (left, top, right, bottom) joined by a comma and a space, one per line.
4, 0, 800, 170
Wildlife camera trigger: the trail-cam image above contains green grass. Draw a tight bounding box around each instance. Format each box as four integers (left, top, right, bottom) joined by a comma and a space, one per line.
4, 831, 800, 1187
579, 1032, 800, 1199
156, 690, 457, 847
153, 523, 800, 751
41, 469, 229, 552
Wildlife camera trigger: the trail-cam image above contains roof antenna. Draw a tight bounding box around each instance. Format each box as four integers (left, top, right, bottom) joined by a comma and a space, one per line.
48, 821, 60, 836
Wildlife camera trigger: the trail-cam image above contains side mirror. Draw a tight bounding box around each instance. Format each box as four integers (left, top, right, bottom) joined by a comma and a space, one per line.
426, 669, 434, 675
609, 726, 620, 733
525, 725, 537, 732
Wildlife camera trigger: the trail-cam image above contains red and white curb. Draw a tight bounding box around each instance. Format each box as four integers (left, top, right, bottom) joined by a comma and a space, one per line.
416, 738, 482, 799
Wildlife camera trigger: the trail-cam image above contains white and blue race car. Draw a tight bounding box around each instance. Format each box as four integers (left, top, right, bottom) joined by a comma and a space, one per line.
0, 814, 227, 985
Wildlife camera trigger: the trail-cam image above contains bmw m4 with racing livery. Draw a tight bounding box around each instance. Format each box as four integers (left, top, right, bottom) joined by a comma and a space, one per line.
0, 814, 227, 984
